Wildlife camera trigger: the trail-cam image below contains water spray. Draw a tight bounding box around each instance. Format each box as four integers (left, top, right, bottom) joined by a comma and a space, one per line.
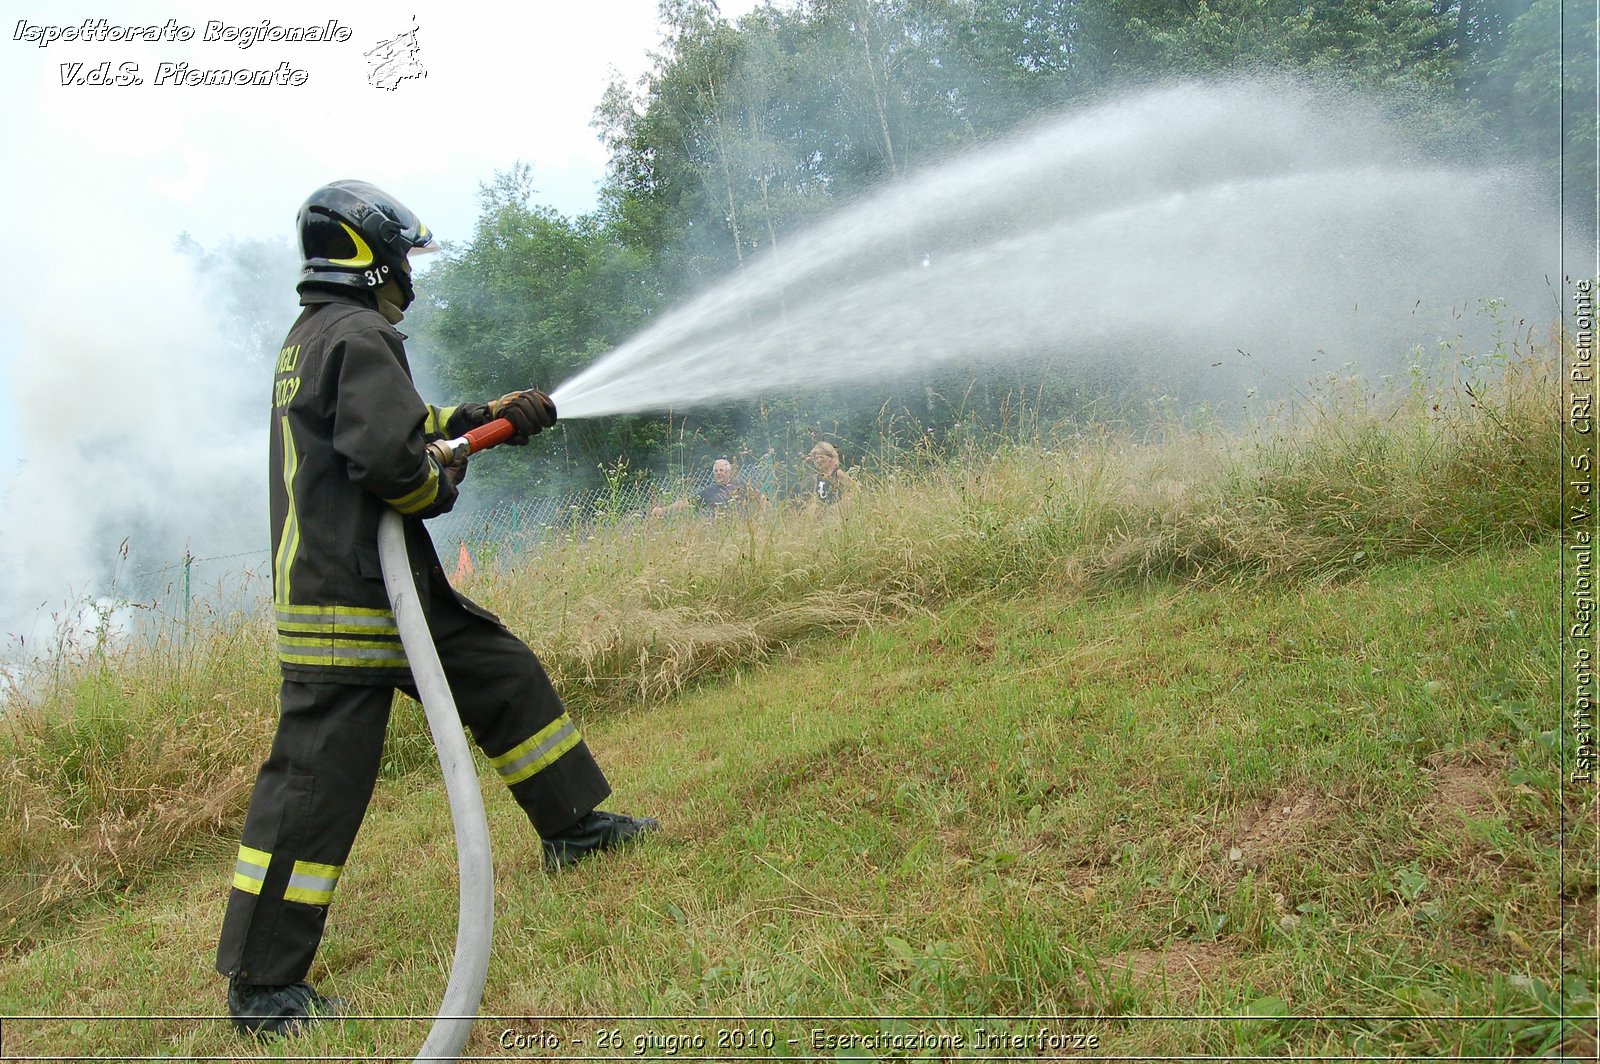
548, 78, 1563, 423
379, 416, 515, 1064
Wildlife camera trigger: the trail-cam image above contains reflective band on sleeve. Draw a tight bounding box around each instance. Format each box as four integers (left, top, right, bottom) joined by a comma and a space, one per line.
425, 405, 458, 436
284, 859, 342, 906
384, 466, 440, 516
232, 844, 271, 896
489, 715, 583, 787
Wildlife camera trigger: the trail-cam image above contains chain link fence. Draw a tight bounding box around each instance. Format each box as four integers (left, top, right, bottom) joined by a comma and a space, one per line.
430, 452, 784, 567
127, 548, 272, 631
123, 454, 790, 623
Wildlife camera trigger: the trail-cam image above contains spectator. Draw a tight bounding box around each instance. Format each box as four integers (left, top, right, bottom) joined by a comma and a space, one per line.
805, 442, 858, 512
652, 458, 766, 517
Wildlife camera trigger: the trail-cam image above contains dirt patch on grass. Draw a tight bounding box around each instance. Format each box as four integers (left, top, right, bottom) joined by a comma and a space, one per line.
1226, 788, 1330, 869
742, 736, 875, 799
1568, 880, 1598, 957
1098, 940, 1234, 1004
1425, 755, 1501, 822
917, 622, 1001, 663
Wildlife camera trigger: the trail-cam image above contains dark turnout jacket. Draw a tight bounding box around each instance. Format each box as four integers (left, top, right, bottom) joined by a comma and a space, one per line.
269, 288, 465, 685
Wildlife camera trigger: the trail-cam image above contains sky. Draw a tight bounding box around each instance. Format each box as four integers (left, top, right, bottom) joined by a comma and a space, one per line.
0, 1, 761, 645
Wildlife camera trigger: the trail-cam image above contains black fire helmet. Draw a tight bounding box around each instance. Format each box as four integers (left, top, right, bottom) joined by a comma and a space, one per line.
295, 179, 437, 307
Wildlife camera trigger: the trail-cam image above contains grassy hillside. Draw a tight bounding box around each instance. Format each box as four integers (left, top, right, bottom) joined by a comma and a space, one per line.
0, 347, 1592, 1058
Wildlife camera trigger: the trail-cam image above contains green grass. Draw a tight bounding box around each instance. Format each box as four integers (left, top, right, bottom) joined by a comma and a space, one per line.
0, 544, 1589, 1058
0, 346, 1591, 1058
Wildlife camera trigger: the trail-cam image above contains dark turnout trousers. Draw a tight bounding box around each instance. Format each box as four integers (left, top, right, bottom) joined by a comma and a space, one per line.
216, 594, 610, 986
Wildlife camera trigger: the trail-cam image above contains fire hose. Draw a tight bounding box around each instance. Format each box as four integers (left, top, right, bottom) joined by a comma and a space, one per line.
377, 417, 517, 1064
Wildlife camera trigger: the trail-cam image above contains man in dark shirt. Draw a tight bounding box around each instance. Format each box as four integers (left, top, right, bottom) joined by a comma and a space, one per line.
654, 457, 765, 517
696, 458, 764, 510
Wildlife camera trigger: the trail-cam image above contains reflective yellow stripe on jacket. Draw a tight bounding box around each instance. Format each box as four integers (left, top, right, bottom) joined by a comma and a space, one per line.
383, 463, 442, 516
276, 604, 408, 670
274, 416, 302, 606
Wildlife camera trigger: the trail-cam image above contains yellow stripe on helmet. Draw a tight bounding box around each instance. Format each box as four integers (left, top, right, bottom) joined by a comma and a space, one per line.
327, 221, 375, 268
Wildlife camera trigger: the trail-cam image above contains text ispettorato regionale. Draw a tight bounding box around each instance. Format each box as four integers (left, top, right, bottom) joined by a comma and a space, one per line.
14, 19, 353, 49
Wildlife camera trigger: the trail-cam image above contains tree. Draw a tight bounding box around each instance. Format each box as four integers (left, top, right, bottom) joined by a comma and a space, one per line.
1075, 0, 1461, 89
409, 167, 662, 495
596, 0, 762, 285
947, 0, 1082, 128
1477, 0, 1597, 230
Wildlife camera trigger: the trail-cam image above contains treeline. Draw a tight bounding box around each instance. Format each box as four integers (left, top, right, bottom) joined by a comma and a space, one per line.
407, 0, 1592, 498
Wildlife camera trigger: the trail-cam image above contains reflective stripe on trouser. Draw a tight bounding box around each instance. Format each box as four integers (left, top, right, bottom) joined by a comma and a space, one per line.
417, 589, 609, 837
217, 589, 610, 984
215, 682, 390, 985
232, 846, 342, 905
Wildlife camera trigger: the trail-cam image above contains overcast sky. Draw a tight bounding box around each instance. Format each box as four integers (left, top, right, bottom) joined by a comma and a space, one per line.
0, 1, 761, 641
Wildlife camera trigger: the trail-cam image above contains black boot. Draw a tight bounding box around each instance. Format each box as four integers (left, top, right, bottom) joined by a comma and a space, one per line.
542, 810, 660, 871
227, 976, 341, 1037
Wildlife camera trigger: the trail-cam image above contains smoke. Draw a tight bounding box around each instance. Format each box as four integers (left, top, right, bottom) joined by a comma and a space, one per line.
0, 240, 293, 655
0, 76, 1567, 655
552, 77, 1569, 420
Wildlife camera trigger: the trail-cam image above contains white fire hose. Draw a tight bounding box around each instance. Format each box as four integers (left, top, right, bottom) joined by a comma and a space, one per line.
379, 507, 492, 1063
376, 419, 514, 1062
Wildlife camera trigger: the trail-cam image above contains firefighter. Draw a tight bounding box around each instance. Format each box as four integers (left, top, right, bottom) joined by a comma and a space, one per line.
217, 179, 658, 1036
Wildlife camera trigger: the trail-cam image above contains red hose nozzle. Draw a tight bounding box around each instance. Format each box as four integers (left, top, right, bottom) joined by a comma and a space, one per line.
462, 418, 517, 452
427, 417, 518, 467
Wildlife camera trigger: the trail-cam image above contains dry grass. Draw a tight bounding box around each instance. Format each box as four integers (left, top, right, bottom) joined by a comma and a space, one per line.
481, 346, 1562, 713
0, 610, 278, 947
0, 345, 1566, 951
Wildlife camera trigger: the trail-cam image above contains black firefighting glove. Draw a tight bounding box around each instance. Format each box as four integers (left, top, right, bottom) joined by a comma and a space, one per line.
441, 450, 468, 488
414, 456, 463, 520
487, 390, 557, 445
447, 390, 557, 446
